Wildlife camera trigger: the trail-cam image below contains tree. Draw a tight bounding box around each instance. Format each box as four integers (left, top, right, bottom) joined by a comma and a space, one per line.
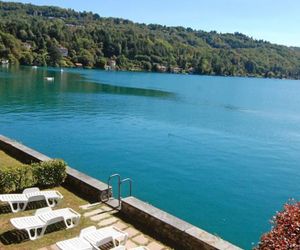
197, 58, 212, 74
0, 1, 300, 79
244, 60, 256, 74
256, 201, 300, 250
19, 51, 33, 65
48, 44, 62, 66
78, 48, 94, 67
95, 57, 106, 69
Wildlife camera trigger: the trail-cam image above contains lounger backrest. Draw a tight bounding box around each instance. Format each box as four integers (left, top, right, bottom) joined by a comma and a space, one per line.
39, 212, 65, 225
35, 207, 52, 216
23, 187, 40, 194
37, 208, 80, 225
80, 226, 97, 237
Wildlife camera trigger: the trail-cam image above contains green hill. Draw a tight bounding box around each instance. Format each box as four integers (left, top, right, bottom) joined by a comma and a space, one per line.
1, 1, 300, 79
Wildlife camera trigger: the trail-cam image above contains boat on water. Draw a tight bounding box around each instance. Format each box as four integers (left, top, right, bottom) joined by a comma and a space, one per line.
32, 66, 38, 69
44, 77, 54, 81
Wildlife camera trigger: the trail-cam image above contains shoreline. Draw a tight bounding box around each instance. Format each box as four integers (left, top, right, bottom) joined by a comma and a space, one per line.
3, 64, 300, 81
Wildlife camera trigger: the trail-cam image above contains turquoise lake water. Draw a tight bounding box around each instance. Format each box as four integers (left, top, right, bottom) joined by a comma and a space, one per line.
1, 66, 300, 249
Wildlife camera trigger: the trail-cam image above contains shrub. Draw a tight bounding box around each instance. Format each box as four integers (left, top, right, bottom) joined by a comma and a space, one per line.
0, 164, 34, 193
256, 200, 300, 249
32, 159, 67, 187
0, 159, 67, 193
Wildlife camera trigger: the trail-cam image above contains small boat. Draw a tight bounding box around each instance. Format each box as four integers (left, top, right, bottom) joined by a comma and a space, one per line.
44, 77, 54, 81
32, 66, 38, 69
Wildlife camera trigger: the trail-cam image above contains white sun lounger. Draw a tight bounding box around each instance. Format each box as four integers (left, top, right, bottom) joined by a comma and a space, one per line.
56, 226, 128, 250
10, 207, 80, 240
111, 247, 150, 250
82, 226, 128, 246
56, 234, 114, 250
56, 236, 95, 250
0, 187, 63, 213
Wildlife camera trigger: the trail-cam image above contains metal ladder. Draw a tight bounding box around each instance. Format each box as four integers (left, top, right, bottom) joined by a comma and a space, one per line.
107, 173, 132, 208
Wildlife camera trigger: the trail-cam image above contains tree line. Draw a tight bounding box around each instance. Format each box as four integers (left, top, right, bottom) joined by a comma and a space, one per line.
0, 1, 300, 79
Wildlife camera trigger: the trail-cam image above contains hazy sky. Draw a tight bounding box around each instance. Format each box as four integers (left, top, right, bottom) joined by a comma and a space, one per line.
8, 0, 300, 47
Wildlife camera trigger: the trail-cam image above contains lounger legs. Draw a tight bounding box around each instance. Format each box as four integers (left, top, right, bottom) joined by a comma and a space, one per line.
9, 201, 28, 213
64, 217, 80, 229
27, 226, 46, 240
116, 234, 128, 246
46, 198, 59, 208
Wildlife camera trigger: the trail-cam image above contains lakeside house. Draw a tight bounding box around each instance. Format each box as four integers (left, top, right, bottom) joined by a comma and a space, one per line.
188, 67, 195, 74
105, 59, 117, 70
156, 64, 167, 72
75, 62, 83, 67
58, 46, 68, 57
66, 23, 84, 28
170, 66, 182, 74
23, 42, 32, 50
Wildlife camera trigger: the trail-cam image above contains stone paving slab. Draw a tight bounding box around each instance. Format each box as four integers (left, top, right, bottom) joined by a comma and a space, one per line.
80, 202, 102, 210
125, 240, 138, 248
114, 220, 130, 230
132, 234, 150, 245
124, 227, 140, 238
101, 204, 114, 212
98, 216, 119, 227
147, 241, 166, 250
50, 244, 59, 250
83, 208, 103, 217
90, 212, 110, 221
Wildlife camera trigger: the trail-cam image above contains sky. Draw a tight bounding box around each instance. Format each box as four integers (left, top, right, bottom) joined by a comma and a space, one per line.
8, 0, 300, 47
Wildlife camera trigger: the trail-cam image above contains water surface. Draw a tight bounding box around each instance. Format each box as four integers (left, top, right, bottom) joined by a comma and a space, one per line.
1, 66, 300, 249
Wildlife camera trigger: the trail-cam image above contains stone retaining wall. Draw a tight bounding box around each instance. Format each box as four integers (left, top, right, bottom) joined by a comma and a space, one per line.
0, 135, 242, 250
121, 197, 241, 250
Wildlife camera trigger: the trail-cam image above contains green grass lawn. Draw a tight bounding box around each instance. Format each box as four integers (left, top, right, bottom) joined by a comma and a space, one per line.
0, 186, 96, 250
0, 151, 24, 168
0, 152, 99, 249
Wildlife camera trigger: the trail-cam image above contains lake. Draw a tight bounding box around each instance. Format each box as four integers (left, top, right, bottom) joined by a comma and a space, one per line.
1, 66, 300, 249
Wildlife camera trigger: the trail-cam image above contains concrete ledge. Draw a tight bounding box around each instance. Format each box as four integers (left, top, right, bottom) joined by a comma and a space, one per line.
121, 197, 242, 250
0, 134, 110, 202
0, 135, 51, 164
64, 166, 111, 202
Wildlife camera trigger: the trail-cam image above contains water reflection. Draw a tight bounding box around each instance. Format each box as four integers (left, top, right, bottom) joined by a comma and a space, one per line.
0, 66, 174, 101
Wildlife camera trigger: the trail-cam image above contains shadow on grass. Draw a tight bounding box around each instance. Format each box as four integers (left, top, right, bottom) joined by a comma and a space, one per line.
0, 200, 49, 214
0, 221, 66, 245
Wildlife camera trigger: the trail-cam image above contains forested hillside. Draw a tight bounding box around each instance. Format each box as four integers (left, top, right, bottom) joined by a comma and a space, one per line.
1, 1, 300, 79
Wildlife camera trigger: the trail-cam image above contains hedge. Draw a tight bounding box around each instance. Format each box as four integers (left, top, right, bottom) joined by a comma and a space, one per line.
0, 159, 67, 193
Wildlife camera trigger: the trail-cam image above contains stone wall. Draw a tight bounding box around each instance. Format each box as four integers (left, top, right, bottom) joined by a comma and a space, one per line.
0, 135, 51, 164
121, 197, 241, 250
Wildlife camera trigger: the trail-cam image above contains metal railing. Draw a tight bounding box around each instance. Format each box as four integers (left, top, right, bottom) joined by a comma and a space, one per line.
106, 173, 132, 208
120, 178, 132, 197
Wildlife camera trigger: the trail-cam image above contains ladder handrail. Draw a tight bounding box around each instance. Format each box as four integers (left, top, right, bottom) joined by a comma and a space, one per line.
108, 173, 121, 207
121, 178, 132, 197
106, 174, 133, 208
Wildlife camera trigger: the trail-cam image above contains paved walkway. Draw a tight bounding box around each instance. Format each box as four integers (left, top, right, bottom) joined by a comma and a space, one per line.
39, 202, 171, 250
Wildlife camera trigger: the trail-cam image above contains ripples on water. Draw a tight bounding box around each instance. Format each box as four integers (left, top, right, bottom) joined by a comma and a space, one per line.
1, 66, 300, 249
